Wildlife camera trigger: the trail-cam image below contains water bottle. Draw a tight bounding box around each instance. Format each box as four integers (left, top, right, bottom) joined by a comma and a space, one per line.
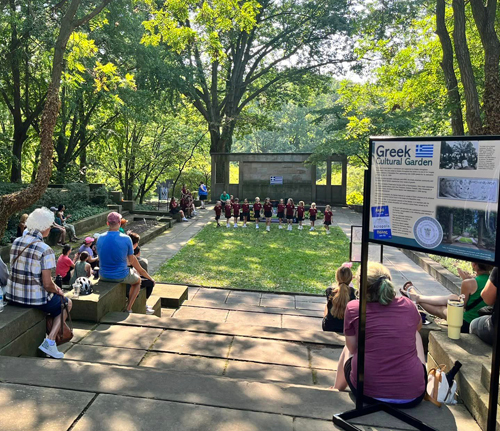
0, 286, 4, 312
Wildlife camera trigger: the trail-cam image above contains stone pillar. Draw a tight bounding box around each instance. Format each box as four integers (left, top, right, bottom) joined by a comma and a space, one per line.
110, 190, 122, 204
311, 164, 317, 203
341, 156, 347, 205
238, 160, 244, 199
107, 204, 123, 214
326, 157, 332, 203
122, 200, 135, 212
89, 183, 105, 191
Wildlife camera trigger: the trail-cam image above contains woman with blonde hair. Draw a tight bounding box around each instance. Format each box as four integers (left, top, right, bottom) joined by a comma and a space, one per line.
334, 262, 426, 408
322, 263, 356, 332
16, 213, 29, 237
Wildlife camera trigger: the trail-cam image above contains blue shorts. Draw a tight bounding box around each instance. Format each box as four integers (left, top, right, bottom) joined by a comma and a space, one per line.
34, 295, 63, 317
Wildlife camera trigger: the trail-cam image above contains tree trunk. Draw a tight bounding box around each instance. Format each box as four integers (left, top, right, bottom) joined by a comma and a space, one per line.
436, 0, 465, 135
452, 0, 483, 134
0, 0, 112, 239
469, 0, 500, 134
80, 146, 87, 182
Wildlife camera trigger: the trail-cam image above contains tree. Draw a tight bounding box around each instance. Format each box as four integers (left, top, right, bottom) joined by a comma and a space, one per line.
142, 0, 353, 181
0, 0, 113, 239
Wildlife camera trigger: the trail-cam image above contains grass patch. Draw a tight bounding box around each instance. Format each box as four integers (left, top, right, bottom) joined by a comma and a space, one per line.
156, 223, 356, 294
428, 254, 472, 277
458, 237, 473, 244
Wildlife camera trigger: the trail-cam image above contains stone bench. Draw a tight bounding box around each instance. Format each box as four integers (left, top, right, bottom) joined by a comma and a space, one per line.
428, 331, 497, 430
0, 305, 45, 357
152, 283, 188, 308
65, 279, 147, 322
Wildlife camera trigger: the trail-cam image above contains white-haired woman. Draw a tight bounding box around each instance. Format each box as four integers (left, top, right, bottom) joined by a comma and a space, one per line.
5, 207, 72, 359
334, 262, 426, 408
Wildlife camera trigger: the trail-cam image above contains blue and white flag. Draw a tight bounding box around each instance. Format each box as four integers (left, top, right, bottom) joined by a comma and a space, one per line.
415, 144, 434, 158
270, 176, 283, 185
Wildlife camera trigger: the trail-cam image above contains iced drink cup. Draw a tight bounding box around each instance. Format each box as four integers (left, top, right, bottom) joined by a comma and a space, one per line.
447, 299, 464, 340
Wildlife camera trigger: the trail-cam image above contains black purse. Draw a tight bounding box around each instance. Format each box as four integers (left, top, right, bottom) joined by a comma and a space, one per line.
478, 306, 494, 316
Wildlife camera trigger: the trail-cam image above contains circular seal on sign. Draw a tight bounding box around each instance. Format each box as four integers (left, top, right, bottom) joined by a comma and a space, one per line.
413, 216, 443, 249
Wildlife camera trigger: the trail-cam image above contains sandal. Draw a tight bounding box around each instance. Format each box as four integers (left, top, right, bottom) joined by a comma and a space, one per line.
400, 282, 418, 301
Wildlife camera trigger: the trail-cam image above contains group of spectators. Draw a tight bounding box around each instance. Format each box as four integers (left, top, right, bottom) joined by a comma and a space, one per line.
1, 207, 157, 359
324, 260, 498, 407
169, 182, 208, 220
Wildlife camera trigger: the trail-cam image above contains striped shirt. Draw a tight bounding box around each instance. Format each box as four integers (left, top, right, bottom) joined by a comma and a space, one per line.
5, 230, 56, 305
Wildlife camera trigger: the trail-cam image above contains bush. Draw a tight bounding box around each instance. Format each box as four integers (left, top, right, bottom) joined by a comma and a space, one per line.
347, 191, 363, 205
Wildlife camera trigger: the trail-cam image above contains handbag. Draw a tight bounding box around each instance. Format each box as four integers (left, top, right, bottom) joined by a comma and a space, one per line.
46, 297, 73, 345
478, 305, 494, 316
425, 365, 457, 407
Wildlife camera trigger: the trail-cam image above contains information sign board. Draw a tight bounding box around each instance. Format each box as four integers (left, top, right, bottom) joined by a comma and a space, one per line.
369, 137, 500, 264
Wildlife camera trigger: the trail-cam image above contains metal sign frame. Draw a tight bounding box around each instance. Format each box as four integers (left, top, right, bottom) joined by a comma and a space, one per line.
334, 136, 500, 431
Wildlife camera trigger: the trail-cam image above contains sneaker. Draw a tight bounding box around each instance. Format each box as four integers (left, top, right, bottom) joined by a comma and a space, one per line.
256, 225, 259, 229
182, 217, 188, 221
234, 224, 238, 228
266, 226, 270, 231
38, 338, 64, 359
279, 225, 283, 229
326, 230, 331, 235
310, 227, 314, 231
146, 305, 155, 315
243, 224, 247, 227
193, 211, 198, 215
226, 224, 230, 228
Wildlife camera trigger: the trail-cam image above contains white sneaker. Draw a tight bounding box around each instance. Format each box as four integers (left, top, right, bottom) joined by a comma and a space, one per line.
226, 224, 230, 228
310, 227, 314, 231
193, 211, 198, 215
326, 230, 331, 235
279, 225, 283, 229
146, 305, 155, 315
266, 226, 270, 231
234, 224, 238, 228
243, 224, 247, 227
182, 217, 188, 221
256, 225, 259, 229
38, 338, 64, 359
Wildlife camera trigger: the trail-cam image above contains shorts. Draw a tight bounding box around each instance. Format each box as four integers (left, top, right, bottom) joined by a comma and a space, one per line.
277, 212, 284, 219
254, 210, 260, 218
344, 357, 426, 408
264, 211, 273, 218
286, 214, 294, 220
170, 208, 180, 215
200, 195, 207, 201
242, 212, 250, 218
215, 215, 220, 221
469, 315, 494, 345
101, 268, 141, 286
225, 214, 232, 219
34, 294, 63, 317
310, 216, 316, 221
324, 220, 331, 226
234, 213, 240, 218
297, 216, 304, 221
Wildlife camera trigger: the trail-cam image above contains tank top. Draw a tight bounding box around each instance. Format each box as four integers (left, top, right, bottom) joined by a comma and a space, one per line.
70, 261, 88, 286
463, 273, 490, 323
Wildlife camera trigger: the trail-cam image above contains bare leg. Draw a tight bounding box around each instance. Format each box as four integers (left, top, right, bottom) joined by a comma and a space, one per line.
334, 346, 351, 391
127, 282, 141, 312
419, 303, 448, 319
415, 293, 458, 306
48, 298, 72, 340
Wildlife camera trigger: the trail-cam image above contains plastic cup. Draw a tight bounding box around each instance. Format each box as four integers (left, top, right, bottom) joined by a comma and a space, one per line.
73, 285, 80, 299
447, 299, 464, 339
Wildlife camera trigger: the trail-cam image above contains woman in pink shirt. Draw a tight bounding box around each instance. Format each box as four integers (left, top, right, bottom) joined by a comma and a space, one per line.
334, 262, 426, 408
56, 245, 75, 285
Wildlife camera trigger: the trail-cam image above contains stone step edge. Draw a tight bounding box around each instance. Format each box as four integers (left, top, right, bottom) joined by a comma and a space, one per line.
100, 312, 344, 347
60, 353, 336, 388
160, 282, 325, 298
179, 300, 323, 318
0, 356, 351, 422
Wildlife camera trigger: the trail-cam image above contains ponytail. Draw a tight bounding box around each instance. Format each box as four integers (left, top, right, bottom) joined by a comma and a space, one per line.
329, 282, 351, 319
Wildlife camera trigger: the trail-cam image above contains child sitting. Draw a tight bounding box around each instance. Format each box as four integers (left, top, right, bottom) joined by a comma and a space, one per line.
322, 263, 356, 333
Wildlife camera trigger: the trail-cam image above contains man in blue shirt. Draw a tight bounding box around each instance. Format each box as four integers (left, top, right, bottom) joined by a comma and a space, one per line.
198, 182, 208, 209
97, 212, 155, 313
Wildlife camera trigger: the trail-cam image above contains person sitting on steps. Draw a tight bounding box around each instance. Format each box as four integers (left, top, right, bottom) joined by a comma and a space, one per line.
70, 251, 92, 286
400, 261, 493, 334
169, 197, 188, 221
334, 262, 426, 408
57, 204, 79, 241
96, 212, 155, 313
469, 266, 498, 345
5, 207, 72, 359
56, 245, 75, 286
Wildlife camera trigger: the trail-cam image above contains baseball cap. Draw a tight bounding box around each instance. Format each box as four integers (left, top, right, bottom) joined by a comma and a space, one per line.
107, 212, 122, 225
84, 236, 93, 244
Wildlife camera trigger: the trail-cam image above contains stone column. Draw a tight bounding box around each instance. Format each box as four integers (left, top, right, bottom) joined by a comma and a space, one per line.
341, 156, 347, 204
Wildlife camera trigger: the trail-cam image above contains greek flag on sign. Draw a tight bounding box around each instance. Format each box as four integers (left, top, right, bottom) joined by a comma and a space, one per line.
415, 144, 434, 158
270, 176, 283, 185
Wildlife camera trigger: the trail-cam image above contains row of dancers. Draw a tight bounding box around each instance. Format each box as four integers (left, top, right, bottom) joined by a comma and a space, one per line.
214, 197, 334, 233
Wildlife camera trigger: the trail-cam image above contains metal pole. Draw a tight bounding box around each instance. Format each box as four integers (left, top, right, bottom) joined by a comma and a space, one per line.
356, 169, 371, 410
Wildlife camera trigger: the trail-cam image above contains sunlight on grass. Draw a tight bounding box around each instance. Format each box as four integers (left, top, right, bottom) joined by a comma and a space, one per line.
156, 222, 357, 294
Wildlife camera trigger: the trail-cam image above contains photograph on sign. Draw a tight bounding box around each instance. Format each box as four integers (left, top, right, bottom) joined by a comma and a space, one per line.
369, 138, 500, 263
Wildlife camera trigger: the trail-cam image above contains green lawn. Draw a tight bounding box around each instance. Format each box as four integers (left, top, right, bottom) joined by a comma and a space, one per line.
156, 223, 355, 294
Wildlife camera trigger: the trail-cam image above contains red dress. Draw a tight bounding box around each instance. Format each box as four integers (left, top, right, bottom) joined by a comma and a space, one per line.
232, 203, 240, 217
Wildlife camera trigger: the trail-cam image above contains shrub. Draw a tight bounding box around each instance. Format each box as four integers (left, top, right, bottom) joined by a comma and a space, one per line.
347, 191, 363, 205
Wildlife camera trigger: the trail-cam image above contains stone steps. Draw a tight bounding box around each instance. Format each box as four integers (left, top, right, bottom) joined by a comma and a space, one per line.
428, 332, 498, 431
0, 355, 479, 431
